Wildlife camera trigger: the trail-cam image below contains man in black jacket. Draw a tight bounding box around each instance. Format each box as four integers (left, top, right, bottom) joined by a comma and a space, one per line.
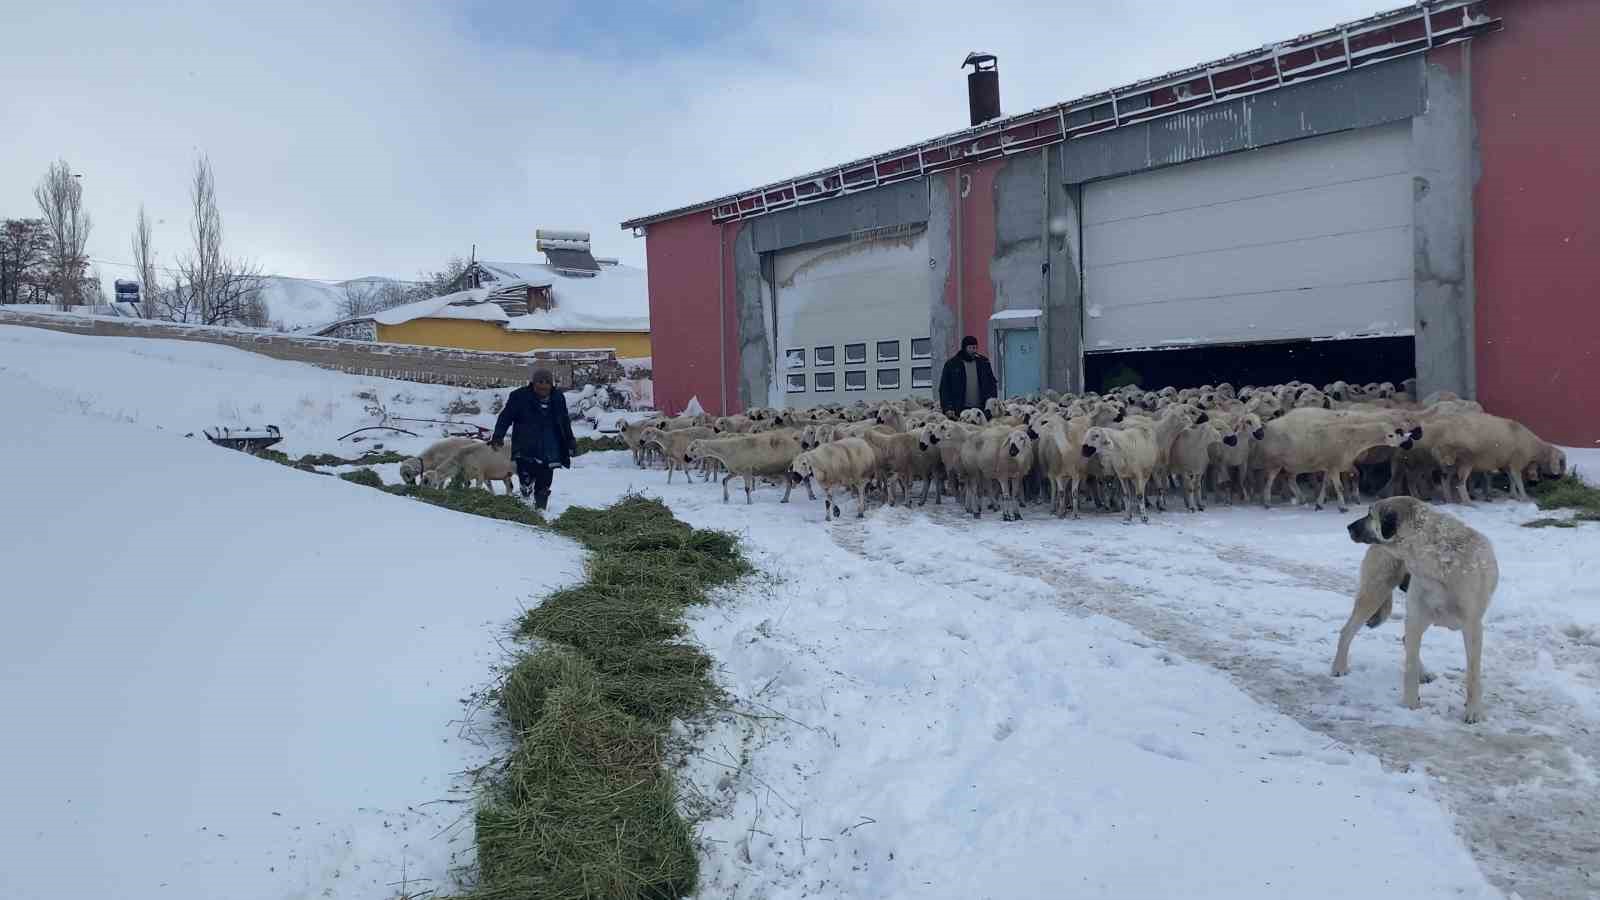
938, 335, 998, 417
489, 367, 577, 510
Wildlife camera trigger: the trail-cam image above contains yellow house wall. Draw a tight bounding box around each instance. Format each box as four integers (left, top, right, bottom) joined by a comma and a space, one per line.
376, 319, 652, 357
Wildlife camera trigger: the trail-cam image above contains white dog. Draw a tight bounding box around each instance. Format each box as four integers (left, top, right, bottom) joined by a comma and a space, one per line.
1342, 497, 1499, 723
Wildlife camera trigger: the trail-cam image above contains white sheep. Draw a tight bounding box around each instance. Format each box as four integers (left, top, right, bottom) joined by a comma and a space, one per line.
685, 431, 808, 504
402, 436, 480, 486
790, 437, 880, 522
1169, 422, 1223, 512
1081, 425, 1158, 523
863, 428, 942, 506
422, 441, 515, 494
1257, 415, 1415, 512
641, 425, 715, 484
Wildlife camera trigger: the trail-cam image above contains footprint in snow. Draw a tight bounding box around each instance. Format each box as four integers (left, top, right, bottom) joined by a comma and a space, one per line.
993, 718, 1017, 741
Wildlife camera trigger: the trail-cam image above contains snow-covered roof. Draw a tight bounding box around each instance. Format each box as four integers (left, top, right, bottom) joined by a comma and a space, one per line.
367, 259, 648, 333
371, 286, 509, 326
990, 308, 1043, 321
480, 259, 649, 333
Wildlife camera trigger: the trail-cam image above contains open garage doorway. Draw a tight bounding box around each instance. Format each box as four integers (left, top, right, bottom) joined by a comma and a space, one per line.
1083, 336, 1416, 394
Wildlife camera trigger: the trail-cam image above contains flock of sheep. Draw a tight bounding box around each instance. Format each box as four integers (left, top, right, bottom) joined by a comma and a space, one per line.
617, 377, 1569, 525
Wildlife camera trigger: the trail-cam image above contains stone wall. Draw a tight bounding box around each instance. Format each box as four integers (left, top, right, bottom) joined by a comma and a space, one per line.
0, 308, 609, 388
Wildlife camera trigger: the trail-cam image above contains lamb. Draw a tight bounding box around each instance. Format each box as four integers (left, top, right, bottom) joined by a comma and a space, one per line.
797, 422, 840, 451
1027, 412, 1094, 518
622, 416, 663, 467
422, 441, 515, 494
1168, 422, 1223, 512
790, 437, 880, 521
685, 431, 808, 504
1207, 413, 1264, 504
991, 427, 1036, 522
640, 425, 716, 484
1122, 403, 1207, 511
400, 436, 480, 486
1257, 415, 1416, 512
862, 428, 942, 506
957, 425, 1013, 517
921, 419, 980, 500
1082, 425, 1158, 523
659, 414, 709, 431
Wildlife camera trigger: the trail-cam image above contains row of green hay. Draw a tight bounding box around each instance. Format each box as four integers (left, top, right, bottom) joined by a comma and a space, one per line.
258, 448, 411, 468
1524, 473, 1600, 528
457, 496, 748, 900
252, 431, 625, 475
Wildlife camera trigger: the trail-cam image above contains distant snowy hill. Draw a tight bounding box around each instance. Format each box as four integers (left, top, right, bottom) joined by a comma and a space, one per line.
256, 274, 414, 330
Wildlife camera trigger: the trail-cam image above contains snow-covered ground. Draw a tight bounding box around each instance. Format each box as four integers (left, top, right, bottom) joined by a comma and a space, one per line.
551, 454, 1599, 900
3, 323, 1597, 899
0, 325, 633, 462
0, 367, 587, 898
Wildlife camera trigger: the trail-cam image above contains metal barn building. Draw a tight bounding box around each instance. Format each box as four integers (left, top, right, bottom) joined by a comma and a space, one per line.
620, 0, 1600, 446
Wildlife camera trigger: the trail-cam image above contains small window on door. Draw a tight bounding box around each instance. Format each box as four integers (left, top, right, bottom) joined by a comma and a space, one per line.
844, 343, 867, 365
814, 372, 836, 393
877, 369, 901, 390
814, 345, 835, 367
844, 370, 867, 391
911, 338, 932, 360
877, 340, 900, 363
911, 366, 933, 389
786, 373, 806, 393
785, 348, 805, 369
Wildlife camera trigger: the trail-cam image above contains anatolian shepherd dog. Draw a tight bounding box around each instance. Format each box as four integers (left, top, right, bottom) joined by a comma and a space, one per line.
1339, 497, 1499, 723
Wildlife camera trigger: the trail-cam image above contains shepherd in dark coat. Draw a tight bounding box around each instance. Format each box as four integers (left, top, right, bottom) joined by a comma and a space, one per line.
938, 335, 998, 417
489, 366, 576, 509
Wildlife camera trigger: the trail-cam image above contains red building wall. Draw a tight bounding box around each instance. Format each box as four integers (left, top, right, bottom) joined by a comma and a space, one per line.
960, 162, 1001, 353
1472, 0, 1600, 446
640, 212, 740, 416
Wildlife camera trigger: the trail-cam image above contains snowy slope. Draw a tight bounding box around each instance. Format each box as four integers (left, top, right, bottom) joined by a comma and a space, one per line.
256, 274, 412, 330
0, 369, 587, 898
0, 324, 510, 458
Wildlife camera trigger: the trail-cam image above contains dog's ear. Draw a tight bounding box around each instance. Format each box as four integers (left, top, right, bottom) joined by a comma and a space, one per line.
1379, 507, 1400, 542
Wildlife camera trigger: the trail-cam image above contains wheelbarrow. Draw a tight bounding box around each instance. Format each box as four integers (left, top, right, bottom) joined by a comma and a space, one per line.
203, 425, 284, 456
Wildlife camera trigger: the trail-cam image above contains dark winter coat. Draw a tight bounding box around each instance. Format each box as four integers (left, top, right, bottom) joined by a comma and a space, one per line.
491, 385, 577, 468
938, 352, 998, 414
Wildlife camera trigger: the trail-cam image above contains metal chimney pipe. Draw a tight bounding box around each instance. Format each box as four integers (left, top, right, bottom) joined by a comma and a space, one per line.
962, 52, 1000, 127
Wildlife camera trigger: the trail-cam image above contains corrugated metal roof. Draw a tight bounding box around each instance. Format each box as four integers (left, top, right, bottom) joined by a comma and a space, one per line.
619, 0, 1496, 230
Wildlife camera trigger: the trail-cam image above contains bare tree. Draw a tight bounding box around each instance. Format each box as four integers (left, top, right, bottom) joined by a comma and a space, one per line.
0, 218, 50, 304
412, 256, 469, 300
157, 154, 267, 327
32, 159, 93, 309
337, 279, 412, 319
130, 205, 160, 318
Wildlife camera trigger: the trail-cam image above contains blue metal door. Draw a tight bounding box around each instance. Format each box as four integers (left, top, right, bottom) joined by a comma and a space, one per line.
1001, 328, 1040, 398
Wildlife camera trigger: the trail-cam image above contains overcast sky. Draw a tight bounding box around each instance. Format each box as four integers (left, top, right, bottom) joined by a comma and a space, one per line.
1, 0, 1386, 284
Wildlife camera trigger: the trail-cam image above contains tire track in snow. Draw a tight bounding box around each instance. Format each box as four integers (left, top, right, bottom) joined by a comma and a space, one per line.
838, 505, 1600, 899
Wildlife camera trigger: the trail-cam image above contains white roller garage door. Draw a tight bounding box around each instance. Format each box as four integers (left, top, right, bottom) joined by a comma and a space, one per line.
773, 229, 934, 407
1083, 121, 1414, 352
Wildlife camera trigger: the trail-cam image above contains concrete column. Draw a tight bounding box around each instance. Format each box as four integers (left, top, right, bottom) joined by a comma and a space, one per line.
1046, 147, 1083, 393
1411, 47, 1477, 399
928, 174, 957, 363
733, 225, 770, 410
